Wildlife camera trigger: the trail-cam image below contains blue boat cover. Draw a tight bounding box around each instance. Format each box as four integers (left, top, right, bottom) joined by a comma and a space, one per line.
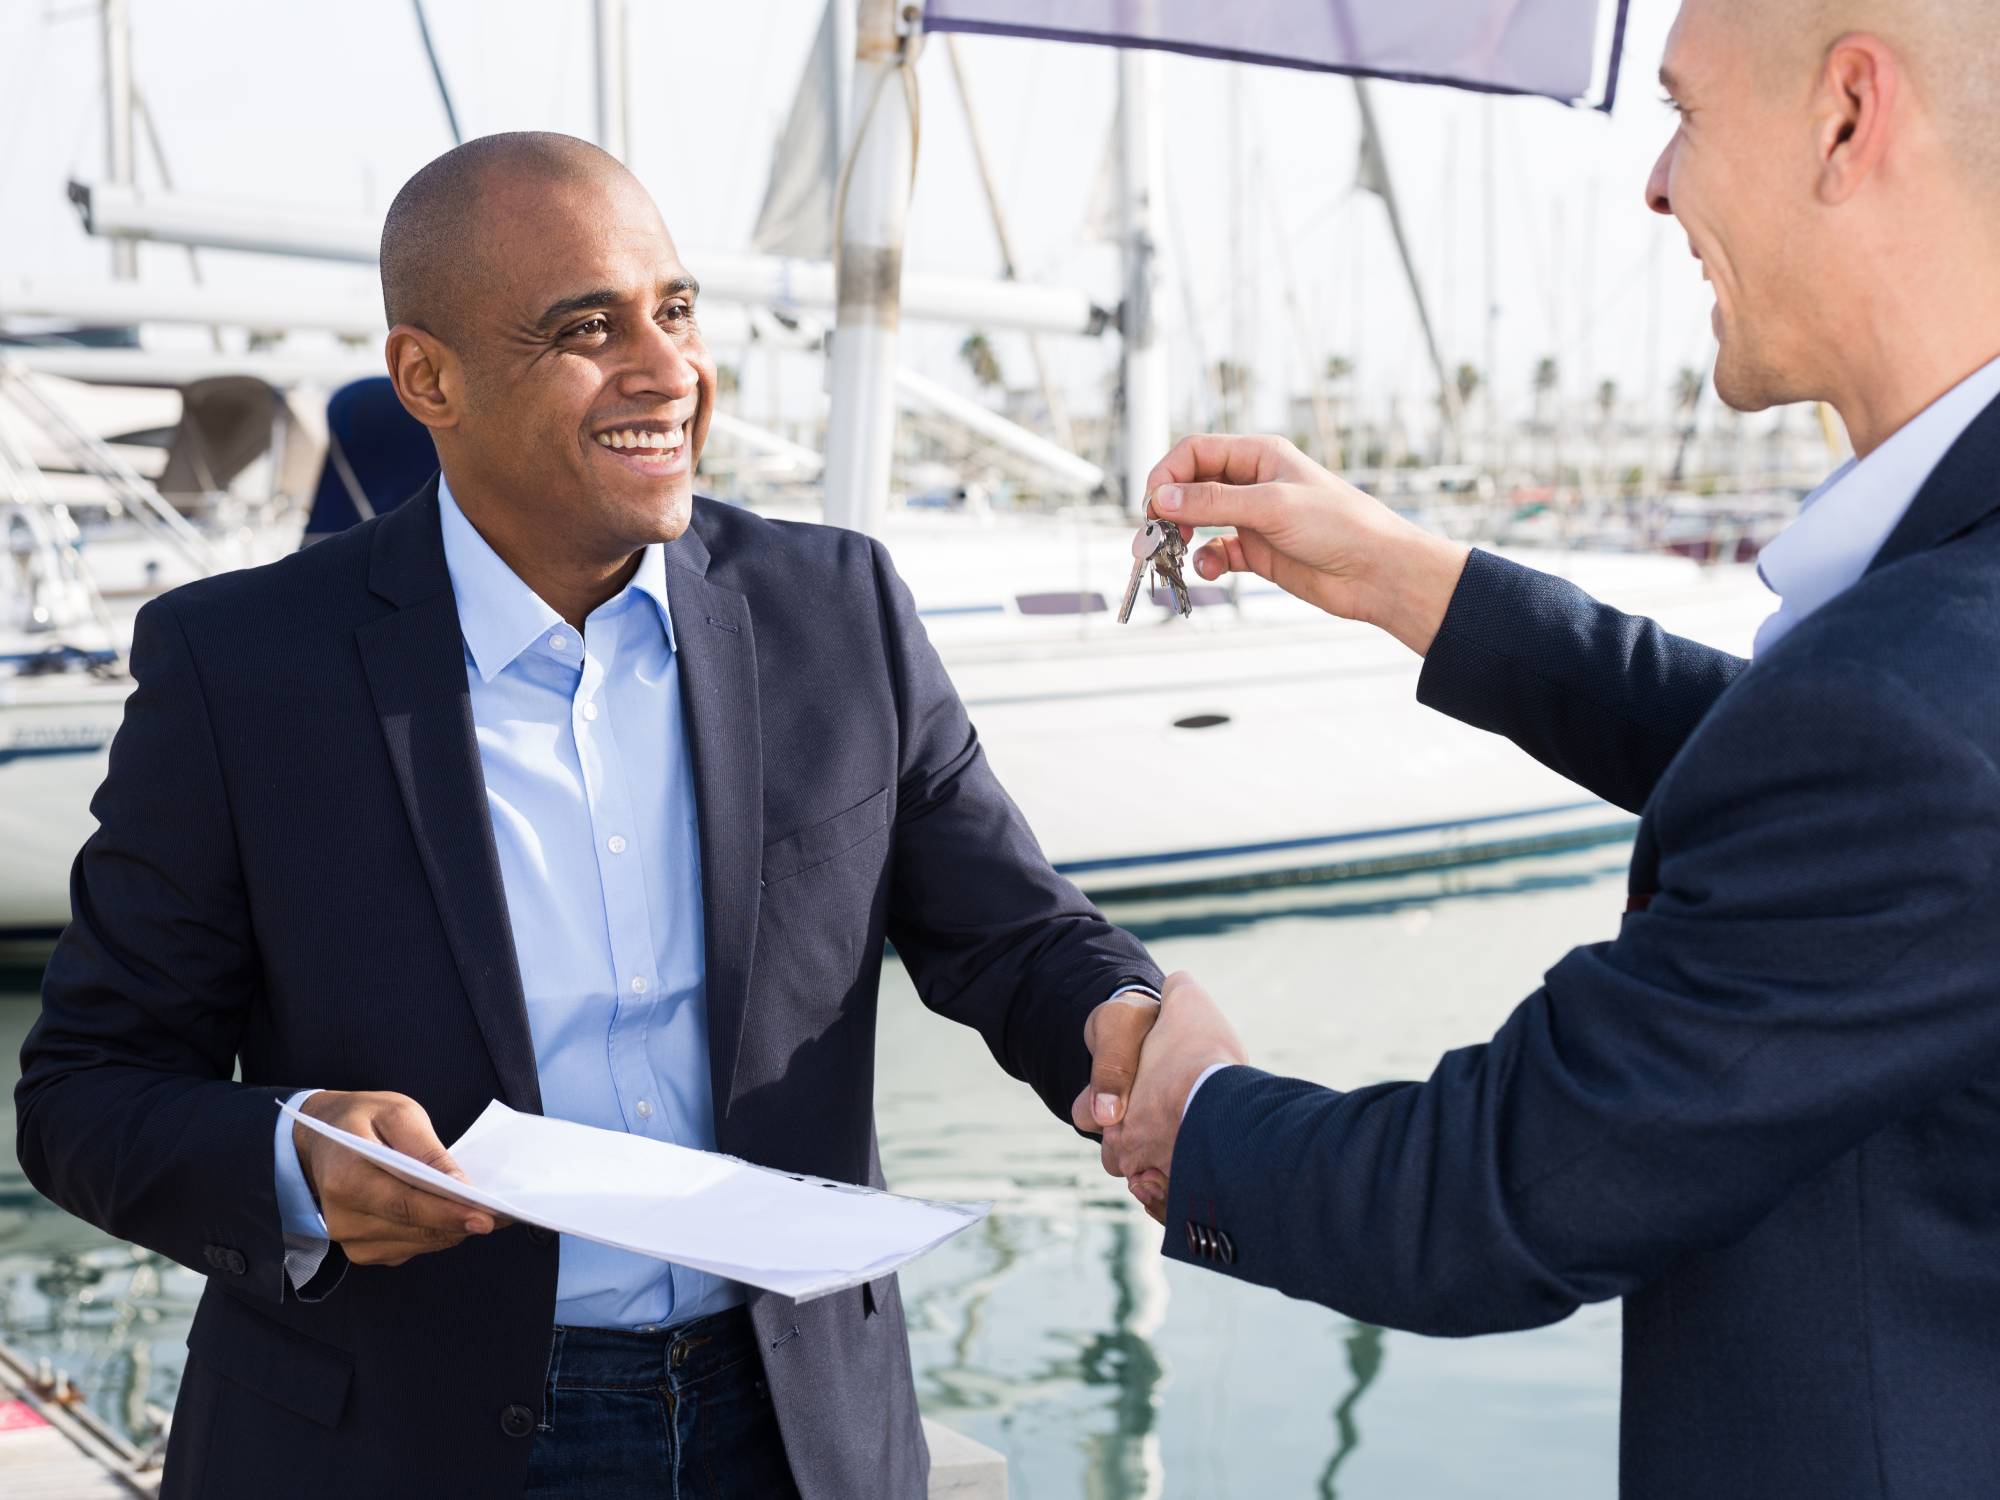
302, 377, 437, 541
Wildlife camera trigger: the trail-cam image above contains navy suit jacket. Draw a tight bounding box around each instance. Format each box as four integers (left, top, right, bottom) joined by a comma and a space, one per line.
1165, 393, 2000, 1500
16, 482, 1160, 1499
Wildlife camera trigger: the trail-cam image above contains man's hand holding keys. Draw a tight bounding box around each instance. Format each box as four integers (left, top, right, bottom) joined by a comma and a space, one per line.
1146, 433, 1473, 656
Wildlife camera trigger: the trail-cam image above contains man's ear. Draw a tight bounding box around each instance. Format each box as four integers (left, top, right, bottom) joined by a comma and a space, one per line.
1814, 33, 1899, 207
384, 325, 461, 431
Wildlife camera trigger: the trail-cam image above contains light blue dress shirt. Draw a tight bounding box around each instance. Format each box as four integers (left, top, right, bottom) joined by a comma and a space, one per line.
1754, 353, 2000, 656
274, 476, 739, 1329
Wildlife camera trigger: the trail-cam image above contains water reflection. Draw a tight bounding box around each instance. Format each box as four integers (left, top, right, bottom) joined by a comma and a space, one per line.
3, 844, 1630, 1496
1319, 1324, 1386, 1498
1075, 1221, 1168, 1500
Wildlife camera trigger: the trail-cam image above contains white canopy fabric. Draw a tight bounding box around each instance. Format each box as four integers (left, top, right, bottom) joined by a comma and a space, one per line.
922, 0, 1630, 109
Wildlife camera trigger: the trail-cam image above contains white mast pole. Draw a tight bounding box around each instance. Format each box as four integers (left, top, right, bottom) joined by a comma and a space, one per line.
101, 0, 137, 280
1117, 48, 1169, 516
822, 0, 920, 534
593, 0, 631, 161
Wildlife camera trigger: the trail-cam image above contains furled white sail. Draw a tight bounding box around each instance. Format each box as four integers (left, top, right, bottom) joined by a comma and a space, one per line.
750, 0, 847, 260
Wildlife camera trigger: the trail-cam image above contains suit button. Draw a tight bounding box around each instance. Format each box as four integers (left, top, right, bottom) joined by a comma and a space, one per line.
1185, 1222, 1201, 1257
203, 1245, 247, 1275
1217, 1231, 1237, 1266
527, 1225, 554, 1246
500, 1404, 536, 1439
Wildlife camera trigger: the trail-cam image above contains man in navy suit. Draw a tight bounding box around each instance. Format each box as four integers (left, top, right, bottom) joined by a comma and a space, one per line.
1102, 3, 2000, 1497
15, 132, 1164, 1498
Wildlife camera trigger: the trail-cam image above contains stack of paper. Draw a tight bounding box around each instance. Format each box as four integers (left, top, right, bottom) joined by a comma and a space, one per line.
283, 1100, 988, 1301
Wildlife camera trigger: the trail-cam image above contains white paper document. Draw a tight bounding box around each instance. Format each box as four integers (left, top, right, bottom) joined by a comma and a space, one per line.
281, 1099, 988, 1301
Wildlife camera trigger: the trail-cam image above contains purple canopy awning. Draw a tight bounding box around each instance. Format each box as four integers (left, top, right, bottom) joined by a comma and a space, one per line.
922, 0, 1633, 110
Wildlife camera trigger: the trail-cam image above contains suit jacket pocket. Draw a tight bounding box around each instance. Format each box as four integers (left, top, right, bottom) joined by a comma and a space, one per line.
762, 787, 890, 886
186, 1288, 353, 1428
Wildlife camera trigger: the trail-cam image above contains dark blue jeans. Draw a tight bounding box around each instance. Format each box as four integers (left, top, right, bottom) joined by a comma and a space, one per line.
525, 1308, 801, 1499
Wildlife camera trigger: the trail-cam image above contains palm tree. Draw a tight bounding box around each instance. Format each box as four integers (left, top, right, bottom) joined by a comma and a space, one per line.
958, 331, 1002, 392
1597, 379, 1619, 426
1670, 366, 1709, 484
1531, 356, 1560, 429
1214, 359, 1255, 428
1455, 363, 1482, 409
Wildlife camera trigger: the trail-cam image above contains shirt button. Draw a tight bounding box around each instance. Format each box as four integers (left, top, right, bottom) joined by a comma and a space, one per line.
631, 976, 648, 994
582, 702, 599, 721
635, 1099, 653, 1119
607, 835, 627, 855
548, 633, 570, 652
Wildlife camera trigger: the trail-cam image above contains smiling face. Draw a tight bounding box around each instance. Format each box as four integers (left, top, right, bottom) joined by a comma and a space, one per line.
433, 165, 715, 556
1647, 1, 1828, 413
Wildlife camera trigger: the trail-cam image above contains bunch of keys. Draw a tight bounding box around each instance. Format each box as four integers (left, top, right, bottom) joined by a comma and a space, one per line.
1117, 517, 1194, 624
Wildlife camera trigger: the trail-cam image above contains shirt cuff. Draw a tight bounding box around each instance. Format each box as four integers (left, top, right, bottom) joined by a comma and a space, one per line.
274, 1089, 332, 1290
1182, 1062, 1231, 1120
1107, 984, 1162, 1005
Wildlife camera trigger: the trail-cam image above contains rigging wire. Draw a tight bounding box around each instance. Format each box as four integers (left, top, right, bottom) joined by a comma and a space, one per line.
410, 0, 464, 147
827, 33, 922, 340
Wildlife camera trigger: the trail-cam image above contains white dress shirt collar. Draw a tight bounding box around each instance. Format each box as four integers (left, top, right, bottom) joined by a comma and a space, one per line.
1755, 355, 2000, 655
436, 474, 675, 681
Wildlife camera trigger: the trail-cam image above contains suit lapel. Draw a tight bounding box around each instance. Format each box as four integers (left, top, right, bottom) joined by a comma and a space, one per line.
664, 512, 762, 1131
356, 485, 542, 1112
1867, 389, 2000, 576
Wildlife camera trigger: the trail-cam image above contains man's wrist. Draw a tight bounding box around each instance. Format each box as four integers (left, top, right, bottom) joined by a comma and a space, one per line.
1181, 1060, 1235, 1120
1358, 527, 1471, 658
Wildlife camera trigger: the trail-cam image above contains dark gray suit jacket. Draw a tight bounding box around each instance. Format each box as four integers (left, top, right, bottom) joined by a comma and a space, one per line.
1166, 393, 2000, 1499
17, 482, 1159, 1498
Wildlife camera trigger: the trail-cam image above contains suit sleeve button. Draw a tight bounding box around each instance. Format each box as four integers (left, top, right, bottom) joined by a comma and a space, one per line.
1185, 1222, 1201, 1257
527, 1225, 554, 1246
501, 1404, 536, 1438
1218, 1231, 1236, 1266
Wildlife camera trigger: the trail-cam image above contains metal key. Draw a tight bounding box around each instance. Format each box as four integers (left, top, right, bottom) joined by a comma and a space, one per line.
1151, 524, 1194, 618
1117, 519, 1194, 623
1118, 519, 1169, 623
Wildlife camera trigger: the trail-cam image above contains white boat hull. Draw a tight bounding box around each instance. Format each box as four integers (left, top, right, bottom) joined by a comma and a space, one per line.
0, 512, 1775, 941
0, 679, 124, 943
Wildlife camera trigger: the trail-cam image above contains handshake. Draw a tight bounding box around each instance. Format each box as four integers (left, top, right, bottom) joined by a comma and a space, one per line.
1074, 973, 1249, 1223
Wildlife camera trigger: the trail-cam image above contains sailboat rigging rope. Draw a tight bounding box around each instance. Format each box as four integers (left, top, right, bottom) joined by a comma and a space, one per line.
828, 35, 923, 322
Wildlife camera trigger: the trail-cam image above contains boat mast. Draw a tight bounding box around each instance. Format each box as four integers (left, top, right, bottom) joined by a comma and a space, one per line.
594, 0, 631, 162
1116, 48, 1169, 515
100, 0, 137, 280
822, 0, 921, 534
1352, 79, 1461, 461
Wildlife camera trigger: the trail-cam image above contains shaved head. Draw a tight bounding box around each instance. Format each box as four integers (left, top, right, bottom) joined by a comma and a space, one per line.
1653, 0, 2000, 453
1737, 0, 2000, 185
380, 131, 634, 342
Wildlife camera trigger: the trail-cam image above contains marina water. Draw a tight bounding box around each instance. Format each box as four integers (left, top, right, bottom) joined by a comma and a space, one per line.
0, 845, 1627, 1497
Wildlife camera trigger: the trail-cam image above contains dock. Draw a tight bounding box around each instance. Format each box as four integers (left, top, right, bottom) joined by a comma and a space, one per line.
0, 1339, 160, 1497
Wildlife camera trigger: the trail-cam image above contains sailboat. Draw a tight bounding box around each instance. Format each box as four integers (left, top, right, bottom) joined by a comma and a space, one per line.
0, 0, 1771, 943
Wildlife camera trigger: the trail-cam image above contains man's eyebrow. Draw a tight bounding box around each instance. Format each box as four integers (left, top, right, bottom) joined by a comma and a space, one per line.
536, 289, 620, 329
535, 276, 701, 329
